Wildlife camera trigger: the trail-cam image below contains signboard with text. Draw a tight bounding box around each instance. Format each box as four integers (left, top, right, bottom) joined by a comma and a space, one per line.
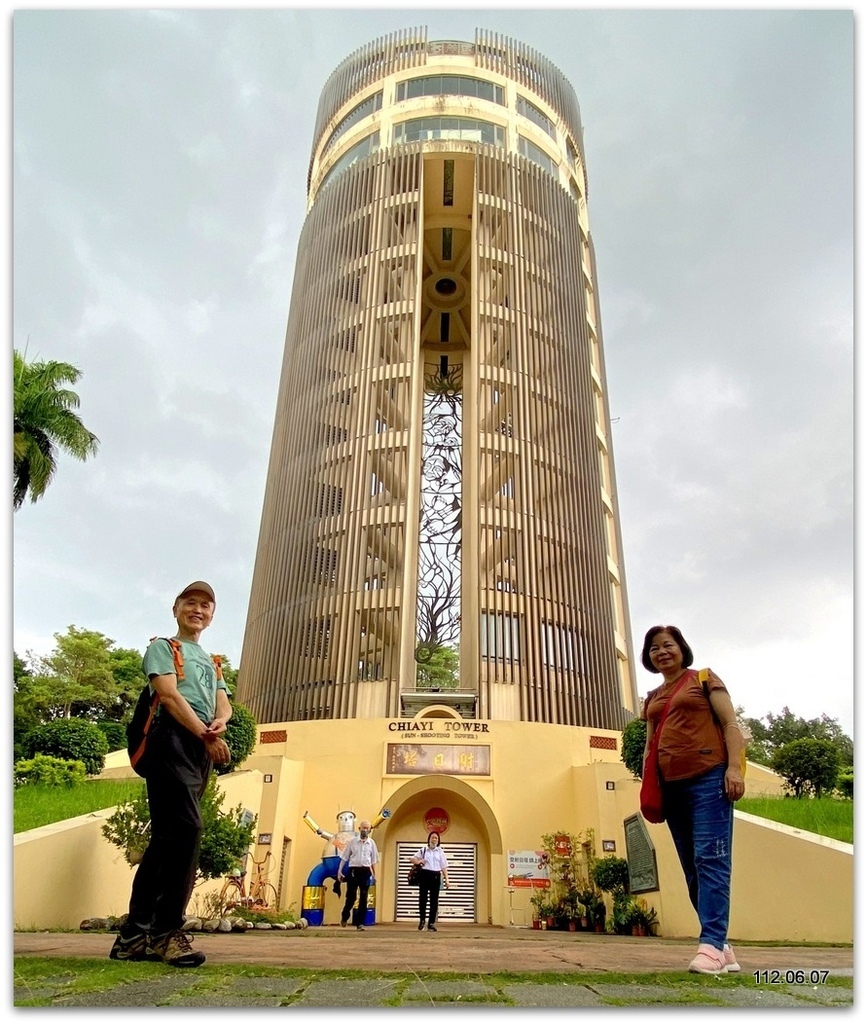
386, 743, 491, 776
623, 813, 660, 894
507, 850, 551, 888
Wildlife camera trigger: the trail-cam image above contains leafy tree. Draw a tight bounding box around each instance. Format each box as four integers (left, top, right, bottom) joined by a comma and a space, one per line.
106, 646, 147, 715
416, 644, 460, 691
772, 738, 841, 798
214, 702, 258, 776
743, 707, 852, 769
620, 718, 647, 779
102, 775, 256, 881
24, 718, 109, 776
13, 652, 41, 762
13, 349, 99, 510
27, 626, 117, 720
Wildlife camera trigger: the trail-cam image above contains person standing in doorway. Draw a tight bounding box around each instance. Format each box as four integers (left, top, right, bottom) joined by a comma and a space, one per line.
337, 818, 378, 930
110, 581, 232, 968
412, 831, 450, 931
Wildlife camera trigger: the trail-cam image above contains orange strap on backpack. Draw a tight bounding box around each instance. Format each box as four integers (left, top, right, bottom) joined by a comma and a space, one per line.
148, 637, 223, 681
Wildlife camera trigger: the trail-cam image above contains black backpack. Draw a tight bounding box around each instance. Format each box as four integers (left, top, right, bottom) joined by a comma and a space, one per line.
126, 637, 223, 777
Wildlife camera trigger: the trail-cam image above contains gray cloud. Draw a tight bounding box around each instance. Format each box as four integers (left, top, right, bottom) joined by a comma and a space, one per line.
11, 7, 853, 735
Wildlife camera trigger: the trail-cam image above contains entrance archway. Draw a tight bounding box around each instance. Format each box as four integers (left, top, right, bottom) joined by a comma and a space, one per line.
377, 775, 503, 924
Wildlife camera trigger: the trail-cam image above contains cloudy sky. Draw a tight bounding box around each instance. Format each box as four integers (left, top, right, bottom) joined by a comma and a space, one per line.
10, 6, 853, 735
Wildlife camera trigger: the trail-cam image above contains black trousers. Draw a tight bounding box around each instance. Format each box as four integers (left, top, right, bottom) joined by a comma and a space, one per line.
341, 866, 373, 925
418, 869, 442, 925
127, 715, 211, 937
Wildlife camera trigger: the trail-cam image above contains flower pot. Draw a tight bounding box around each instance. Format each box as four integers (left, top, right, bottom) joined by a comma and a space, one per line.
568, 920, 577, 932
546, 917, 555, 929
532, 919, 541, 930
594, 923, 604, 933
580, 918, 589, 930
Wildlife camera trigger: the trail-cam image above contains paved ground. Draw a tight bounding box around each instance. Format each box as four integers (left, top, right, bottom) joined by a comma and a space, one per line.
14, 925, 854, 1008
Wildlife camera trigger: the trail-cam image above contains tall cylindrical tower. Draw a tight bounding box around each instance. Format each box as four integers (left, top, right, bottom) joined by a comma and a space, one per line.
238, 28, 637, 730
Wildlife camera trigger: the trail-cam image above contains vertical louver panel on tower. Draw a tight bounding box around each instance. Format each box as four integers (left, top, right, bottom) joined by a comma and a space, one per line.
474, 150, 624, 729
241, 150, 421, 724
239, 29, 638, 730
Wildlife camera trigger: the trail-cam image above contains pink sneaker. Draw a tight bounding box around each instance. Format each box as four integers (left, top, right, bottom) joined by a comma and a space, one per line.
688, 943, 727, 974
723, 943, 741, 972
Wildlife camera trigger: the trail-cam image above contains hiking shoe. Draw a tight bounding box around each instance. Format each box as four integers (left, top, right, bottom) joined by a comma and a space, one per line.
146, 930, 206, 968
688, 944, 727, 974
109, 928, 148, 961
723, 943, 741, 972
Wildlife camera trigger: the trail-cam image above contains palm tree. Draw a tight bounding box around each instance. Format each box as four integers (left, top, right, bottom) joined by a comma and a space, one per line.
13, 349, 100, 510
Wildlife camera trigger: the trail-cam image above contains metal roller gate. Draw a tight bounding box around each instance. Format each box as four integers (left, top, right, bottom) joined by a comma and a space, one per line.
395, 841, 477, 921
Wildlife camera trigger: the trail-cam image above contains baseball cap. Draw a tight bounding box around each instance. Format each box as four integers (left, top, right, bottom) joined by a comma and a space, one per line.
175, 581, 216, 604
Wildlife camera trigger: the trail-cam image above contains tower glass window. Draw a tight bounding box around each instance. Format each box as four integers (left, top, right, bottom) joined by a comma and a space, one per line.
394, 117, 505, 146
396, 75, 504, 105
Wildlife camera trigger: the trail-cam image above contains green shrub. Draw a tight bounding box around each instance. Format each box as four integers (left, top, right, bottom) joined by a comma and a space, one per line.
214, 702, 258, 776
25, 718, 109, 776
14, 752, 87, 788
96, 720, 127, 752
836, 769, 853, 799
101, 774, 256, 881
100, 786, 152, 864
591, 855, 630, 894
621, 718, 646, 779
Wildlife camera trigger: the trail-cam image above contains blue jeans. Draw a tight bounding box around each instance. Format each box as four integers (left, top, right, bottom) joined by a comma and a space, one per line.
663, 764, 733, 950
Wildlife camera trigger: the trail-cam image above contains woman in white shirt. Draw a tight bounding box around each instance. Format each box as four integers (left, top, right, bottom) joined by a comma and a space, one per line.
412, 831, 450, 931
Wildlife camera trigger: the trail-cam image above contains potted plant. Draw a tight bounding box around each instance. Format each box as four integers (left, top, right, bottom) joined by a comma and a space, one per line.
585, 891, 606, 932
559, 890, 581, 931
529, 891, 547, 930
611, 890, 642, 935
576, 887, 596, 930
633, 899, 658, 937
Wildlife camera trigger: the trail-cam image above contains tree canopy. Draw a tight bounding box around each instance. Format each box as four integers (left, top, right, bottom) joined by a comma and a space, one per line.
25, 626, 138, 721
13, 348, 99, 509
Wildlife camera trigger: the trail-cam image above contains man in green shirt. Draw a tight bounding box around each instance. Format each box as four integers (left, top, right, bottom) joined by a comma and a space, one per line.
110, 581, 231, 967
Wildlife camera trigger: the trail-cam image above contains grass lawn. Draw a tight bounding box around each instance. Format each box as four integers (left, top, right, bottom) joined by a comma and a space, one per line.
15, 781, 853, 843
737, 794, 852, 844
13, 779, 145, 833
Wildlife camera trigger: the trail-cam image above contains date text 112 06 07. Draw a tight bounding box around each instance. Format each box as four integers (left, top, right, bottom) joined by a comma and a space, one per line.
754, 970, 830, 985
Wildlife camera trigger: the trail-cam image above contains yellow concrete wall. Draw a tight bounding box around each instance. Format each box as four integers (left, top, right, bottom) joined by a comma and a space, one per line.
14, 724, 852, 944
13, 770, 265, 931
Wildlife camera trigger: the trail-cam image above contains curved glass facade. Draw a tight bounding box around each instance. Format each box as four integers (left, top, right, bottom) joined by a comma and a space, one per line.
393, 117, 505, 146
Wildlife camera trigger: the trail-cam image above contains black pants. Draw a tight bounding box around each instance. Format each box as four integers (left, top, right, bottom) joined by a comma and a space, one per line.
127, 715, 211, 937
341, 866, 373, 926
418, 869, 442, 925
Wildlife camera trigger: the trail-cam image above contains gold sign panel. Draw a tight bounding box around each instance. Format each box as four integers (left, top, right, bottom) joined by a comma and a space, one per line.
387, 743, 491, 776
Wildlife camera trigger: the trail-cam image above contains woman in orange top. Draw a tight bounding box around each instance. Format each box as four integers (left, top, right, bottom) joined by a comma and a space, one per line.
641, 625, 745, 976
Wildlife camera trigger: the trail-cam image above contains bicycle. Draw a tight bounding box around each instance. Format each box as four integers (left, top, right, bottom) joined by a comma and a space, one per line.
220, 851, 277, 910
248, 850, 277, 908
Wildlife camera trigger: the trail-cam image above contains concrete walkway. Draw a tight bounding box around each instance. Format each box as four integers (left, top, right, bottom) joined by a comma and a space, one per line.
14, 925, 854, 1007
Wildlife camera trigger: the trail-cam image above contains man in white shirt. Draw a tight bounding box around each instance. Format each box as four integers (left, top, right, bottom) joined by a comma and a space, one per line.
337, 819, 378, 930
